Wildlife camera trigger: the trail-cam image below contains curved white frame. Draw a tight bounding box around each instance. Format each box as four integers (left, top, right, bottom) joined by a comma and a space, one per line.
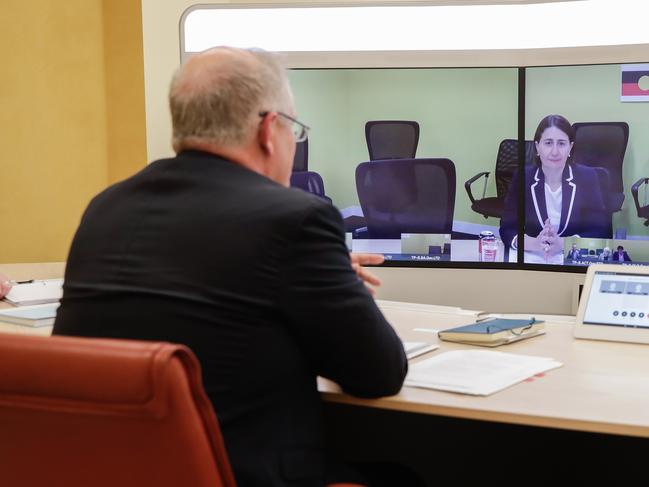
181, 1, 649, 61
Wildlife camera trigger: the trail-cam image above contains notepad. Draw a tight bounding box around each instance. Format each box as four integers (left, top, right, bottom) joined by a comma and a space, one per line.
4, 279, 63, 306
0, 303, 60, 327
438, 318, 545, 347
405, 350, 562, 396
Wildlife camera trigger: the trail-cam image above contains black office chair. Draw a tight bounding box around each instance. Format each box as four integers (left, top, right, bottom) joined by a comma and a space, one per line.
290, 137, 332, 203
465, 139, 535, 219
292, 138, 308, 172
355, 158, 456, 239
290, 172, 332, 203
592, 166, 614, 239
632, 177, 649, 226
572, 122, 629, 212
365, 120, 419, 160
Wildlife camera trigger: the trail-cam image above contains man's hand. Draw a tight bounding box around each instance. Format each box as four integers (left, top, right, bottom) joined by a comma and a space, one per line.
0, 274, 12, 299
350, 252, 384, 296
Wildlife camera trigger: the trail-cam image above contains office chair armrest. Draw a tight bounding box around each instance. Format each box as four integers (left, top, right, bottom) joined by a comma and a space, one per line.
464, 171, 490, 205
631, 177, 649, 213
352, 227, 369, 239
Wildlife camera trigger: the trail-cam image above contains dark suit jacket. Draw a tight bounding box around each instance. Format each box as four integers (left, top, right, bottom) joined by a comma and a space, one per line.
565, 249, 581, 261
53, 150, 407, 487
500, 163, 609, 249
612, 251, 631, 262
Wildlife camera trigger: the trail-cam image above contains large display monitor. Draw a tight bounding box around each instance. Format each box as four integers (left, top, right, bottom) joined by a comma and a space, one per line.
289, 67, 519, 266
522, 63, 649, 269
289, 62, 649, 271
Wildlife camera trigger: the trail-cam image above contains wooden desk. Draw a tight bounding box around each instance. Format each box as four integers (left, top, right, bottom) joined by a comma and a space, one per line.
3, 265, 648, 440
1, 265, 646, 479
321, 300, 649, 483
321, 300, 649, 439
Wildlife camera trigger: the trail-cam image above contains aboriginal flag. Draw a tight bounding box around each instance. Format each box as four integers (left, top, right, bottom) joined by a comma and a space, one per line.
621, 64, 649, 102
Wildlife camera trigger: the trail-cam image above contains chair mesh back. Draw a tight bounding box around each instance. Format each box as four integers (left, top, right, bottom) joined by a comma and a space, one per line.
495, 139, 535, 198
365, 121, 420, 160
355, 158, 455, 238
572, 122, 629, 193
290, 171, 326, 198
592, 166, 614, 238
292, 139, 308, 172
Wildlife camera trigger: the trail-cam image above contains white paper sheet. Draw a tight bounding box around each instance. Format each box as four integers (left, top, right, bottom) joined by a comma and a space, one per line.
405, 350, 562, 396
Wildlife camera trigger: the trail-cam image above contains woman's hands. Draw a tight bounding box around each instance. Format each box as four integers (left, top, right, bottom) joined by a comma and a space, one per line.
525, 219, 563, 260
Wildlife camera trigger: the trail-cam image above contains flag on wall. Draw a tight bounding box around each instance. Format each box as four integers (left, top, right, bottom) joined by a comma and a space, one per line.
621, 64, 649, 102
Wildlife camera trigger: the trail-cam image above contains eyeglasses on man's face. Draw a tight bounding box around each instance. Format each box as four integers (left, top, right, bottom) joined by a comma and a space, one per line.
259, 111, 310, 143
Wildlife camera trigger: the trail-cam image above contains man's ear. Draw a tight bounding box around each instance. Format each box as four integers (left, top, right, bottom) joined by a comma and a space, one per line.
258, 112, 277, 156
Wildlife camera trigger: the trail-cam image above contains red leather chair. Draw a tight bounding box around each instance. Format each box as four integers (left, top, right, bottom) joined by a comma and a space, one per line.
0, 332, 364, 487
0, 333, 237, 487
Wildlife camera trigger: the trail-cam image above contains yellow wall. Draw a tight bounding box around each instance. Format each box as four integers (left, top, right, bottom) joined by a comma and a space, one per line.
103, 0, 147, 184
0, 0, 146, 263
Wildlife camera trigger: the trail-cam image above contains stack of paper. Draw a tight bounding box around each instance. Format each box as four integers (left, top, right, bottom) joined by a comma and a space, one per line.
0, 303, 60, 327
4, 279, 63, 306
405, 350, 562, 396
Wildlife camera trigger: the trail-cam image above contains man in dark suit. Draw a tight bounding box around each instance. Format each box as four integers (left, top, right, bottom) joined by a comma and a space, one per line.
612, 245, 632, 262
565, 243, 581, 261
53, 47, 408, 486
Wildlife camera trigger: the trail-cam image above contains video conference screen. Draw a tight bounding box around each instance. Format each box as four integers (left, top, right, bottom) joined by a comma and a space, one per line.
288, 63, 649, 270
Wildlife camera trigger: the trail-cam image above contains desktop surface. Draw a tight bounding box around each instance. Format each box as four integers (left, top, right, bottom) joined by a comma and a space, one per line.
320, 300, 649, 439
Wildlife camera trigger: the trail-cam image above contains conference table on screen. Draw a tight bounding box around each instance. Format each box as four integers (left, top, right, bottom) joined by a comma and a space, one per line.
2, 262, 649, 441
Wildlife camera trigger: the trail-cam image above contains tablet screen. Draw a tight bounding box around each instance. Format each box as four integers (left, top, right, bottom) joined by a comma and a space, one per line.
583, 270, 649, 328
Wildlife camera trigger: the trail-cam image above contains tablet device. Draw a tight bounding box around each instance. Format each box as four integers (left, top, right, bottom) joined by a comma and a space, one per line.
574, 264, 649, 344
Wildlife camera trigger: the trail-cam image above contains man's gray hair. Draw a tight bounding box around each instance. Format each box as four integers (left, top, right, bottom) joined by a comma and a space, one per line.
169, 48, 291, 148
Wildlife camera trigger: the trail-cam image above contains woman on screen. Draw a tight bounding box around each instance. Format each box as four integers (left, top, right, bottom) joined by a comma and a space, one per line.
500, 114, 609, 264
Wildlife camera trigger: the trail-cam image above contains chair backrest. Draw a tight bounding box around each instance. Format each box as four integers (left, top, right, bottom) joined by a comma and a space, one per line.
290, 171, 329, 201
355, 158, 456, 238
572, 122, 629, 194
365, 120, 420, 160
0, 333, 237, 487
494, 139, 535, 198
592, 166, 614, 238
292, 138, 308, 172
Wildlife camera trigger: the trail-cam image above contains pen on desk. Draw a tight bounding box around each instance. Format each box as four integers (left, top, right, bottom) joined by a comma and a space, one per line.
7, 279, 34, 285
413, 327, 440, 334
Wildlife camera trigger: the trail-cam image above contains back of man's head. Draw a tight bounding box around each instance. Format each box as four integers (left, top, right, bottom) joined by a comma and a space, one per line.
169, 47, 292, 152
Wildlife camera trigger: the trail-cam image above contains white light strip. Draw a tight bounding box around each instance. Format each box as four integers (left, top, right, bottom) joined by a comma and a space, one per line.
183, 1, 649, 53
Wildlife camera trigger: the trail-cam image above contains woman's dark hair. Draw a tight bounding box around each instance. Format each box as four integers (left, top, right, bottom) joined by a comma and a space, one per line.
533, 114, 576, 164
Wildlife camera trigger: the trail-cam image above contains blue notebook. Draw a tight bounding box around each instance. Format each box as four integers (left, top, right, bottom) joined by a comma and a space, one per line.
438, 318, 545, 345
